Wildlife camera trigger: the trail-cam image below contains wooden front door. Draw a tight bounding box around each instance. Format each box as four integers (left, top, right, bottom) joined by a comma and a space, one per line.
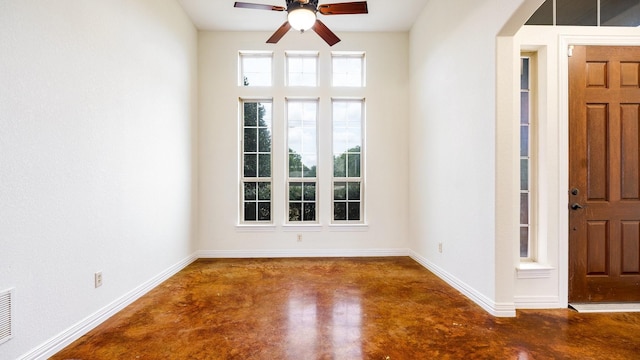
569, 45, 640, 303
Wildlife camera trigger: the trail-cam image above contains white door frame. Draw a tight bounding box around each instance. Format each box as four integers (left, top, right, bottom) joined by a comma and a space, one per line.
558, 35, 640, 304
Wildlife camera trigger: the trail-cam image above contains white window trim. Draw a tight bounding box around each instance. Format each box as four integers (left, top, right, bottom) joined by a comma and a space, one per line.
520, 52, 538, 262
235, 224, 277, 232
239, 98, 274, 225
281, 224, 323, 232
517, 47, 553, 276
516, 262, 554, 279
285, 51, 319, 87
331, 51, 366, 87
239, 51, 274, 87
235, 51, 369, 230
285, 98, 320, 224
331, 98, 366, 225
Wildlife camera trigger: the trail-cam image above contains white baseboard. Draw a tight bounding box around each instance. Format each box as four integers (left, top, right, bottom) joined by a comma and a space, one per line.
196, 248, 410, 258
514, 295, 563, 309
19, 254, 198, 360
408, 250, 516, 317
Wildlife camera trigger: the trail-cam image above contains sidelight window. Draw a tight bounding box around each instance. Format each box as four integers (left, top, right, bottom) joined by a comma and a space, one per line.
520, 54, 536, 259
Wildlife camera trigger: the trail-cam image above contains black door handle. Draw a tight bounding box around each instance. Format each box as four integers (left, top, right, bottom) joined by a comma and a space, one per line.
571, 203, 584, 210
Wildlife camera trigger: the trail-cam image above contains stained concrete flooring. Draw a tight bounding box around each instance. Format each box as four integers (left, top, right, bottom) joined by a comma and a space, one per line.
52, 257, 640, 359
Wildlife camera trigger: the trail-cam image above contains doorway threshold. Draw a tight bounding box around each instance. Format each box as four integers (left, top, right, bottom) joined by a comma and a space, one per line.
569, 303, 640, 313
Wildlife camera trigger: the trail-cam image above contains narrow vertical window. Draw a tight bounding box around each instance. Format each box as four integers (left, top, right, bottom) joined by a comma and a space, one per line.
520, 56, 532, 258
287, 99, 318, 222
287, 51, 318, 87
332, 99, 364, 223
240, 52, 272, 86
332, 52, 365, 87
242, 100, 273, 222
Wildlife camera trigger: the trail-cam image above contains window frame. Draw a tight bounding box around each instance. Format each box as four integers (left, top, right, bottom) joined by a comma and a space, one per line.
286, 51, 319, 87
520, 52, 538, 262
331, 98, 365, 224
239, 51, 273, 87
286, 98, 320, 224
240, 98, 274, 224
331, 51, 366, 87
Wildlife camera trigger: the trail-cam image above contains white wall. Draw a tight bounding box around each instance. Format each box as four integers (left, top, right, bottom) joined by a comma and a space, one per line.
408, 0, 529, 316
198, 31, 409, 255
0, 1, 198, 358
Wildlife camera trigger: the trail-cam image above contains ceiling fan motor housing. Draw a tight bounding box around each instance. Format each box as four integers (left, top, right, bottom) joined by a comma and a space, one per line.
287, 0, 319, 12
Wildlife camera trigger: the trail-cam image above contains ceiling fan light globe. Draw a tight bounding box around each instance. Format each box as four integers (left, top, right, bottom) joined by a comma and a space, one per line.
288, 8, 316, 31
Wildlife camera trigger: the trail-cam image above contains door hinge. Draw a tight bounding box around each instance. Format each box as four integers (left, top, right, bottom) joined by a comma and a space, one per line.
568, 45, 574, 57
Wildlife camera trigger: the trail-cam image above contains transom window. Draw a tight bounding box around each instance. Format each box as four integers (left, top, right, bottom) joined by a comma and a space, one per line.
527, 0, 640, 27
286, 51, 318, 87
240, 52, 272, 86
332, 52, 365, 87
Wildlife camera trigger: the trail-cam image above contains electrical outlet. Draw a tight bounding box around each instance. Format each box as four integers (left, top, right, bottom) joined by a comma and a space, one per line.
94, 271, 103, 288
297, 234, 302, 242
438, 243, 443, 253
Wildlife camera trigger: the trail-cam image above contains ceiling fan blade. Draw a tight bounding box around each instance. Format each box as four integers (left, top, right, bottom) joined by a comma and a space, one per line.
267, 21, 292, 44
234, 2, 286, 11
318, 1, 368, 15
312, 19, 340, 46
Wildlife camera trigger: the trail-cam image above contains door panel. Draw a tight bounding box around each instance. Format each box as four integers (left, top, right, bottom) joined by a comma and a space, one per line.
586, 220, 608, 275
586, 104, 608, 200
569, 45, 640, 302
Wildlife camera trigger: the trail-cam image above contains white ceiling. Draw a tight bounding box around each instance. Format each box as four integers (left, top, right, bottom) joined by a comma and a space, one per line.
177, 0, 430, 32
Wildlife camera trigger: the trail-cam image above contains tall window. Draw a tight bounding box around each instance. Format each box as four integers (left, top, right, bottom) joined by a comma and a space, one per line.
332, 99, 364, 222
242, 100, 273, 222
520, 55, 534, 259
287, 99, 318, 222
238, 51, 366, 226
286, 51, 318, 87
332, 52, 365, 87
240, 52, 272, 86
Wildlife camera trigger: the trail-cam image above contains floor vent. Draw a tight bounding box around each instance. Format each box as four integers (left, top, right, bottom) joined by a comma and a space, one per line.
0, 288, 13, 345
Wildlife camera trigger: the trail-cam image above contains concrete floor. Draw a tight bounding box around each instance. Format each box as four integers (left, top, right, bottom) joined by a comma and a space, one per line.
51, 257, 640, 359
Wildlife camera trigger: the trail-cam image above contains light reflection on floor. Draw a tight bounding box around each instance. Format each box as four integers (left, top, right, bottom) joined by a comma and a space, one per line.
287, 287, 363, 359
332, 291, 363, 359
286, 290, 319, 359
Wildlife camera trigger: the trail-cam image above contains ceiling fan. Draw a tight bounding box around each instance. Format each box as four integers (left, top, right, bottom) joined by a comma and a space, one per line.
233, 0, 368, 46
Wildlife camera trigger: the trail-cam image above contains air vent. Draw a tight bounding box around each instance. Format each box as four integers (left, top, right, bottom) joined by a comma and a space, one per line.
0, 288, 14, 345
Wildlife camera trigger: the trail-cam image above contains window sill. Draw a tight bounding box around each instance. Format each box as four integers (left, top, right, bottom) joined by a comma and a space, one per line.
281, 224, 323, 232
328, 224, 369, 232
516, 262, 554, 279
235, 223, 369, 232
235, 224, 277, 232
